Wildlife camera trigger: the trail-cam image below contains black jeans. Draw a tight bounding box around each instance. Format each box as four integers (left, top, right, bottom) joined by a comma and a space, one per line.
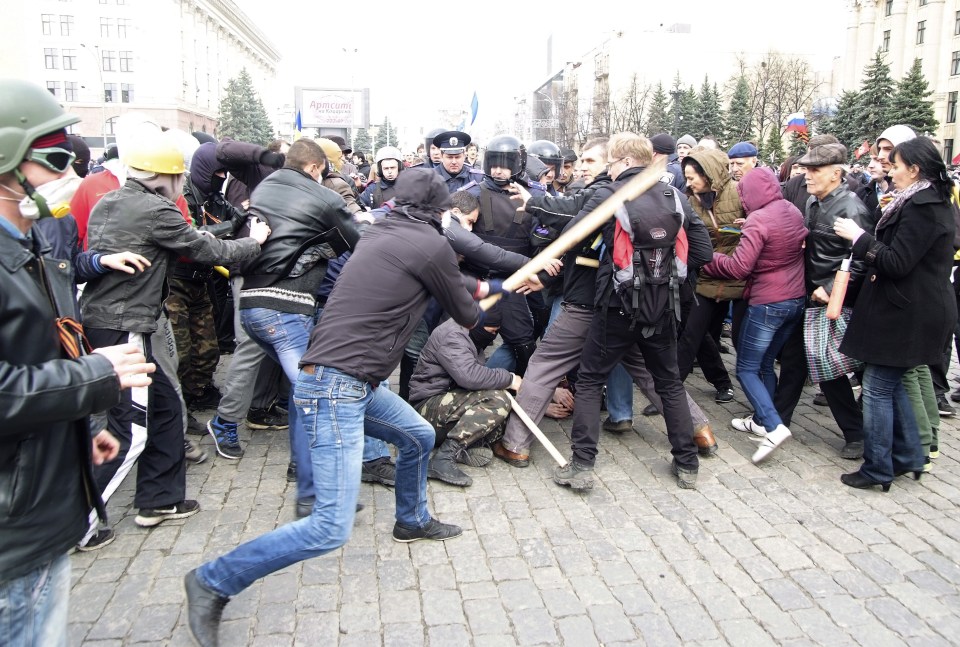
569, 310, 698, 470
677, 296, 739, 390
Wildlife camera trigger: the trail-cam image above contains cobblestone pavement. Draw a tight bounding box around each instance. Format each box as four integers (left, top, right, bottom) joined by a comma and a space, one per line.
68, 351, 960, 646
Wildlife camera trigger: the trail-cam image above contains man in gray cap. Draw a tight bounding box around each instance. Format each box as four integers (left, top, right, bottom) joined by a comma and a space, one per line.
727, 141, 759, 181
676, 134, 697, 161
433, 130, 484, 193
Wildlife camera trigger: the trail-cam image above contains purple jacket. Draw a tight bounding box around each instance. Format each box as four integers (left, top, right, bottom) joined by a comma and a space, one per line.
703, 168, 808, 305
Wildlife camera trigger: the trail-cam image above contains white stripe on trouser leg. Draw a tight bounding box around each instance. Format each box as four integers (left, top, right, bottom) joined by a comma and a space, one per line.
81, 331, 150, 546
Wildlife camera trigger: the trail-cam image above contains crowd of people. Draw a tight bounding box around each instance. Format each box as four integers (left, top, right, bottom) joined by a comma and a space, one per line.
2, 75, 957, 647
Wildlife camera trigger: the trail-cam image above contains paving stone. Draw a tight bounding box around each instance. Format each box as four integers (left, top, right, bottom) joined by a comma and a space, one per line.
632, 612, 682, 647
557, 615, 600, 646
421, 589, 465, 626
510, 607, 558, 645
463, 598, 511, 635
761, 578, 815, 611
718, 618, 778, 647
587, 603, 637, 643
866, 597, 928, 636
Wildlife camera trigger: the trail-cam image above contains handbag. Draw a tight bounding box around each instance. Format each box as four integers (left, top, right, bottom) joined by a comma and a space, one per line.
803, 305, 863, 383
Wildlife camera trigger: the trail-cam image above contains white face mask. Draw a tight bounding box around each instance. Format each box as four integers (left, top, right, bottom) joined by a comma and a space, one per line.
17, 174, 83, 220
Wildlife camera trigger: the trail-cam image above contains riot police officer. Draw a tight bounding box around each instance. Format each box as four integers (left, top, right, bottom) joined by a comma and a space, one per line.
464, 135, 545, 374
360, 146, 403, 208
433, 130, 485, 193
526, 140, 564, 196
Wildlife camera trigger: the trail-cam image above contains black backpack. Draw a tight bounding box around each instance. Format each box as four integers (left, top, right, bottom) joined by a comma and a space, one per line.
611, 186, 685, 330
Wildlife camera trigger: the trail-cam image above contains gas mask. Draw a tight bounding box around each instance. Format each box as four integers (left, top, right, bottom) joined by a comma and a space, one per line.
0, 173, 82, 220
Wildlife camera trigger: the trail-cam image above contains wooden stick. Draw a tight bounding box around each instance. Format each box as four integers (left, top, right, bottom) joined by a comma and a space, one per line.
505, 392, 568, 467
480, 158, 667, 311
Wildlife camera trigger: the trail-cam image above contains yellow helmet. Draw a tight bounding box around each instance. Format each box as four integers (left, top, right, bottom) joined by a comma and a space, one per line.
315, 137, 343, 172
123, 131, 186, 175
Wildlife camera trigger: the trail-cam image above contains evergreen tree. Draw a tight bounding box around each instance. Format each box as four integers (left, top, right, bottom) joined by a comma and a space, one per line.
217, 68, 273, 145
374, 117, 397, 149
681, 86, 699, 137
353, 127, 372, 156
823, 90, 862, 151
725, 75, 753, 146
646, 83, 671, 135
694, 78, 725, 141
765, 126, 786, 167
789, 133, 808, 156
891, 58, 938, 135
855, 50, 896, 144
667, 73, 687, 137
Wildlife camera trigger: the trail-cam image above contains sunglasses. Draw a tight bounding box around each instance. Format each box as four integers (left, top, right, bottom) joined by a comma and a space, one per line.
27, 147, 77, 173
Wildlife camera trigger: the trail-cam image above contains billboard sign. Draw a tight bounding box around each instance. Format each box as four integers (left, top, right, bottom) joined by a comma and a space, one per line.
296, 87, 370, 129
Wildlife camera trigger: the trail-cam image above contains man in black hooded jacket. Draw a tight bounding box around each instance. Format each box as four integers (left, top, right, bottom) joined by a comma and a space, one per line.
185, 169, 508, 646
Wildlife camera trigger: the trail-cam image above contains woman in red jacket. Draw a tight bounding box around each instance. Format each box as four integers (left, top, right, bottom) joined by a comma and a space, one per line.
702, 167, 809, 463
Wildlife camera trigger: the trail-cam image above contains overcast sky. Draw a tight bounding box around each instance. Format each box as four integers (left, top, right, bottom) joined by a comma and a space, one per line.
234, 0, 849, 146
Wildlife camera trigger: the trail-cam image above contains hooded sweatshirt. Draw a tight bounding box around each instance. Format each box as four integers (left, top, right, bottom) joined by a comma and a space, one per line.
702, 168, 808, 305
299, 169, 482, 384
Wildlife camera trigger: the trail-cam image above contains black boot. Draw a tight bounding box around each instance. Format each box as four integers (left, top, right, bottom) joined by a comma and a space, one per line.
184, 569, 229, 647
511, 342, 538, 376
428, 439, 472, 487
398, 352, 417, 401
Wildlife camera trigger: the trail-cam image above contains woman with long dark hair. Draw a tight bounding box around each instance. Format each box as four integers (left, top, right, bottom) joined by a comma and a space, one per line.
834, 137, 957, 491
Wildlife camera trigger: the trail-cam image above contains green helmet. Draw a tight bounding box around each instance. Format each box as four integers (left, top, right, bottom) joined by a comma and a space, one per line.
0, 79, 81, 174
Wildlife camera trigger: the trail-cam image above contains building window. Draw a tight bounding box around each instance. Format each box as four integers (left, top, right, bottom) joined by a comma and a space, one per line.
953, 51, 960, 75
105, 116, 118, 135
65, 81, 78, 102
102, 50, 116, 72
946, 139, 955, 165
62, 49, 76, 70
883, 30, 890, 52
100, 17, 113, 37
121, 83, 134, 103
920, 0, 928, 6
104, 83, 117, 102
41, 14, 53, 35
59, 15, 73, 36
117, 18, 130, 38
917, 21, 926, 45
885, 0, 893, 16
119, 51, 133, 72
46, 81, 61, 99
44, 48, 59, 69
956, 11, 960, 36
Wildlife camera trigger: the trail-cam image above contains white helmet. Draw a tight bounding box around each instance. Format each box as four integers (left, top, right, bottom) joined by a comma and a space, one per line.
375, 146, 403, 165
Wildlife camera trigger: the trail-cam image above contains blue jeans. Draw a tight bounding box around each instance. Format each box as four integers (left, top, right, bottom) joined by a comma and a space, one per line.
0, 553, 70, 647
605, 363, 634, 422
197, 365, 435, 597
735, 298, 804, 429
860, 364, 924, 482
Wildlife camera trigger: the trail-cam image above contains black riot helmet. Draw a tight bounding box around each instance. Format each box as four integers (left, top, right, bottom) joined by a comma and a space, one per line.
424, 128, 445, 165
483, 135, 526, 186
526, 139, 562, 180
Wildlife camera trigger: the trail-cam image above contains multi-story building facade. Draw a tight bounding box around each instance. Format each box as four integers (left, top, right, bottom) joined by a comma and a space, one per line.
843, 0, 960, 160
0, 0, 279, 152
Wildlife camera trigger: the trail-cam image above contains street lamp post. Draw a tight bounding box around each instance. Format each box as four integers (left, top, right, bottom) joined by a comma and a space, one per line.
80, 43, 108, 150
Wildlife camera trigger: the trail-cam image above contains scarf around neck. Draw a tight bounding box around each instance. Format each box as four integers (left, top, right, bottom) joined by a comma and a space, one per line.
876, 179, 930, 233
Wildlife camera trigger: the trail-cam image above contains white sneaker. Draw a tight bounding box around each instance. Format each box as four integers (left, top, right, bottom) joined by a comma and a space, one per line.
731, 414, 767, 437
752, 425, 792, 463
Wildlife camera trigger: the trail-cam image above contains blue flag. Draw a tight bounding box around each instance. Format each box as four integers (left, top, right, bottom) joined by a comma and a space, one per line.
294, 110, 303, 141
469, 92, 479, 126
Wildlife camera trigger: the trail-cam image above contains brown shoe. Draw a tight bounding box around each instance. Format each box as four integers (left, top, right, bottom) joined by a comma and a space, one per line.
492, 441, 529, 468
693, 423, 719, 456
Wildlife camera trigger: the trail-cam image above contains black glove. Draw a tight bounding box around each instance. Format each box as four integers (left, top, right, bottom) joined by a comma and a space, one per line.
227, 204, 248, 235
259, 150, 285, 168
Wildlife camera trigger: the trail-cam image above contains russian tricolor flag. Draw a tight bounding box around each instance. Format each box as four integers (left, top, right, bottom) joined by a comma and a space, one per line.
784, 112, 807, 134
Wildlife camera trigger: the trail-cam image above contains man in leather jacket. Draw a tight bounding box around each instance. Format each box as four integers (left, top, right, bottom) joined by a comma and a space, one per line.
0, 79, 155, 647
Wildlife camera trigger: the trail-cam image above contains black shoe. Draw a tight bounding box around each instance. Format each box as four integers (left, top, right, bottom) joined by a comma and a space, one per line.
840, 471, 891, 492
246, 405, 289, 430
428, 440, 473, 487
951, 386, 960, 403
893, 466, 924, 480
840, 441, 864, 460
186, 413, 207, 436
937, 395, 955, 417
361, 457, 396, 487
719, 343, 731, 354
553, 461, 595, 490
602, 417, 633, 433
812, 391, 828, 407
286, 461, 296, 482
77, 528, 115, 552
714, 387, 734, 404
184, 568, 229, 647
135, 500, 200, 527
721, 322, 732, 339
392, 518, 463, 543
187, 385, 222, 411
642, 403, 660, 417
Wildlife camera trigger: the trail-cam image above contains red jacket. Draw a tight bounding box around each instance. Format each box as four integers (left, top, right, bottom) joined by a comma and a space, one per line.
70, 170, 192, 249
703, 168, 808, 305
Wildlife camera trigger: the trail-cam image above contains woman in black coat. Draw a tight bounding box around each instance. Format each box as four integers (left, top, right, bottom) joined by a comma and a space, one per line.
834, 137, 957, 491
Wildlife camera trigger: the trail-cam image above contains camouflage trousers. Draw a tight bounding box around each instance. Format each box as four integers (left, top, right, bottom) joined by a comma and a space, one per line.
166, 277, 219, 399
417, 389, 512, 449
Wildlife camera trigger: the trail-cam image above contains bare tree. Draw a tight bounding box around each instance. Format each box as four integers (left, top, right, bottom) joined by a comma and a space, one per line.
610, 74, 651, 134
